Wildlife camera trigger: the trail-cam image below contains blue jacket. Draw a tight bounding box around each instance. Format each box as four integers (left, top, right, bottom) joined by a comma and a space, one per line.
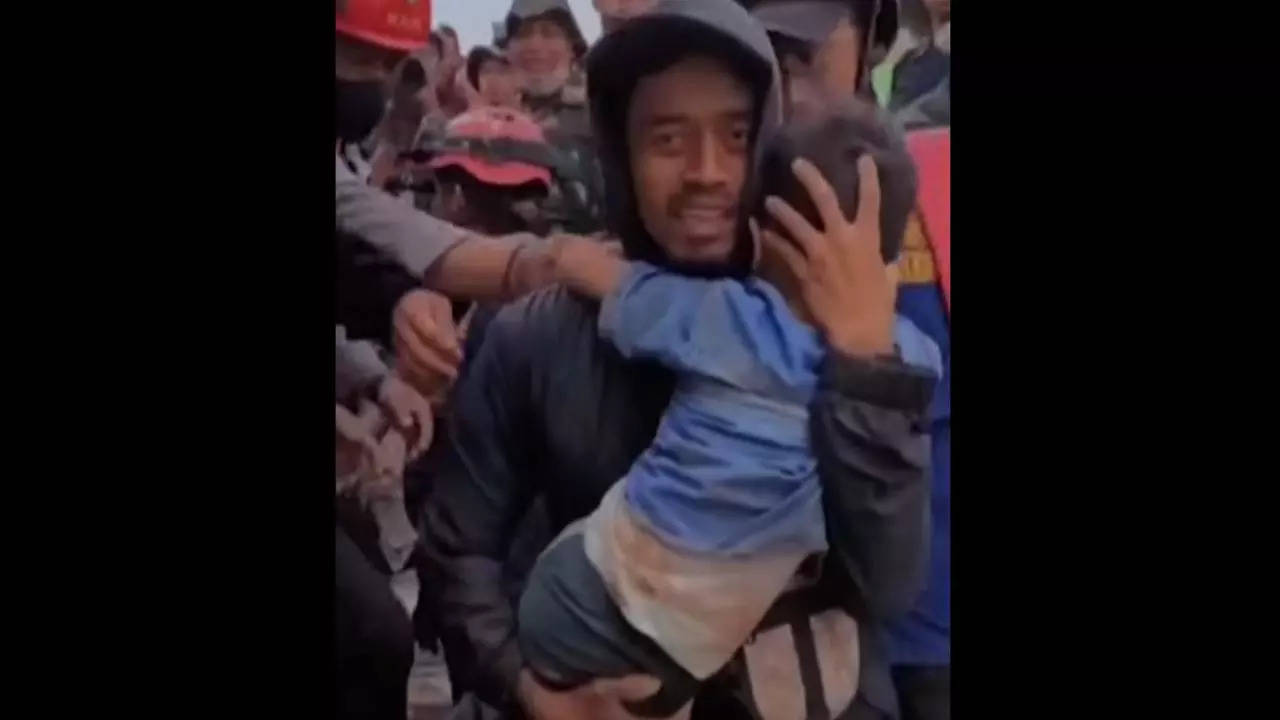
887, 219, 952, 666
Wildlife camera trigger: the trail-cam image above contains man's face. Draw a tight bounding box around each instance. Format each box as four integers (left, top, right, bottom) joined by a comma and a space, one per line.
509, 17, 573, 94
627, 55, 753, 265
478, 59, 522, 108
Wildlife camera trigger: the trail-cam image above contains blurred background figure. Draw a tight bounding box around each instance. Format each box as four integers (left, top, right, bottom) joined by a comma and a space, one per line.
466, 46, 524, 110
421, 107, 556, 236
367, 54, 440, 192
594, 0, 657, 33
424, 29, 445, 81
747, 0, 899, 119
872, 0, 950, 115
439, 24, 464, 68
495, 0, 605, 232
501, 0, 589, 119
435, 25, 472, 117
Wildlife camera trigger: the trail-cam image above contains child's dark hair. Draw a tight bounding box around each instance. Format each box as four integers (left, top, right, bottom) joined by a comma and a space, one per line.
756, 97, 917, 263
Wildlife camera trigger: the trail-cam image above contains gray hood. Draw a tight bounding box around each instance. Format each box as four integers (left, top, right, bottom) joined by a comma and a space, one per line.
586, 0, 782, 277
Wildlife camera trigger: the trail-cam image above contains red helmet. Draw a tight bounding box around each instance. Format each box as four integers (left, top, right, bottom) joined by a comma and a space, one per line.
428, 107, 554, 189
336, 0, 433, 53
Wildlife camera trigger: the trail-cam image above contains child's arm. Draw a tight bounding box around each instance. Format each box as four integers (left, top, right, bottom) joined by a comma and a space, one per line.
551, 235, 627, 300
598, 261, 821, 391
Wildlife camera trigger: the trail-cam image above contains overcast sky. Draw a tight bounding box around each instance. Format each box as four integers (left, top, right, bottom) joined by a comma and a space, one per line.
433, 0, 602, 53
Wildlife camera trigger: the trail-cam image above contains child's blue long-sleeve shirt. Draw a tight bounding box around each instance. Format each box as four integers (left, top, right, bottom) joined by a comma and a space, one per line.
599, 261, 940, 557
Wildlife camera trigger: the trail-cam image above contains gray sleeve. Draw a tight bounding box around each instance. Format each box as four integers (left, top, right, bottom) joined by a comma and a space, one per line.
335, 155, 470, 278
335, 325, 389, 401
811, 352, 938, 621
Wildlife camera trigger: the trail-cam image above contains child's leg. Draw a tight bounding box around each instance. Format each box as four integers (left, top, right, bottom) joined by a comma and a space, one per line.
518, 525, 699, 718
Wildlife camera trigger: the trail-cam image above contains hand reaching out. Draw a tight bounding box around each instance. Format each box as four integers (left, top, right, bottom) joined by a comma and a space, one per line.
393, 288, 462, 395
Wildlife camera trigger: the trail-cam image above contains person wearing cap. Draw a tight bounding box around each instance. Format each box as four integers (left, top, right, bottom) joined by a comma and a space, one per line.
500, 0, 606, 233
397, 107, 563, 663
423, 107, 557, 236
871, 0, 949, 113
746, 0, 899, 118
420, 2, 931, 718
467, 46, 524, 111
335, 0, 563, 397
502, 0, 589, 115
334, 7, 571, 713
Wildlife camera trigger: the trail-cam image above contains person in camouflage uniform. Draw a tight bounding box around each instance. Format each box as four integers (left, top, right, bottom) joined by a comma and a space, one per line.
499, 0, 606, 233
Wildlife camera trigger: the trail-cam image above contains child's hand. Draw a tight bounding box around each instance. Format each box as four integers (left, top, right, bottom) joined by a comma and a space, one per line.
551, 234, 626, 300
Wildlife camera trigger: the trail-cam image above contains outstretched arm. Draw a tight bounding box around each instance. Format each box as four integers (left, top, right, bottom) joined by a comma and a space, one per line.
594, 261, 820, 394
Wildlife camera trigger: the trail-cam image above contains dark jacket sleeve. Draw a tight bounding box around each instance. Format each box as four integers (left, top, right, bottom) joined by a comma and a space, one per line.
336, 230, 421, 346
418, 297, 542, 711
811, 351, 937, 621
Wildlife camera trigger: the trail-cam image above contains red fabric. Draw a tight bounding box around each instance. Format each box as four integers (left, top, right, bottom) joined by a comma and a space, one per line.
429, 107, 553, 187
336, 0, 432, 52
905, 128, 950, 314
429, 153, 551, 187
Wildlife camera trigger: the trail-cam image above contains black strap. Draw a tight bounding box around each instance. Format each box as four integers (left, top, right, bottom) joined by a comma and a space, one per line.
790, 613, 831, 720
748, 581, 847, 720
756, 583, 843, 633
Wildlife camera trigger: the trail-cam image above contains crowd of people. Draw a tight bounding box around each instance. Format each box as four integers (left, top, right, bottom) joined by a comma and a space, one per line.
334, 1, 950, 719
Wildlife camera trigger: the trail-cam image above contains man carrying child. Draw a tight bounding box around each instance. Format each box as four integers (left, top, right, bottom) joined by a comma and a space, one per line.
421, 2, 938, 718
